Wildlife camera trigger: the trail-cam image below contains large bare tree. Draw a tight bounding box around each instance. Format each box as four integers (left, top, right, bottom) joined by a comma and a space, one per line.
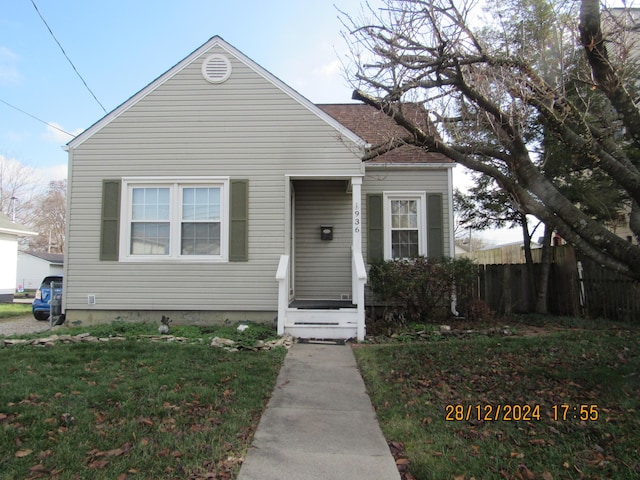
25, 179, 66, 254
0, 155, 66, 253
343, 0, 640, 278
0, 155, 39, 222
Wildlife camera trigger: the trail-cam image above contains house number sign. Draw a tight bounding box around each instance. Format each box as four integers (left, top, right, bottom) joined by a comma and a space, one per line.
354, 204, 360, 233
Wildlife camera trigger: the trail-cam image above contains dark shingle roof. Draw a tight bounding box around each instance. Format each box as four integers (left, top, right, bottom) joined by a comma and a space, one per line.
24, 251, 64, 264
317, 103, 453, 164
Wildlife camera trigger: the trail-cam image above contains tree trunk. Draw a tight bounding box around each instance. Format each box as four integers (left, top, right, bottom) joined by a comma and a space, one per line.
520, 214, 537, 312
535, 225, 554, 314
580, 0, 640, 148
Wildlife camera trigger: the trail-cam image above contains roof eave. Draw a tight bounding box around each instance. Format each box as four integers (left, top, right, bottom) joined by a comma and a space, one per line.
365, 162, 455, 169
0, 227, 38, 236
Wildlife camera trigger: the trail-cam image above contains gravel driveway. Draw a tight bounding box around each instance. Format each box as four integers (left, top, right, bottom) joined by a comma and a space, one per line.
0, 315, 56, 337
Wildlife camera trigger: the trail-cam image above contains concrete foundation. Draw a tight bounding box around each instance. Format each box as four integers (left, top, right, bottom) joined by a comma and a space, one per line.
64, 309, 278, 328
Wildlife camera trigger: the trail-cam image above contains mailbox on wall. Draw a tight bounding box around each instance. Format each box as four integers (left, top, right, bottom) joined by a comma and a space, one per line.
320, 225, 333, 241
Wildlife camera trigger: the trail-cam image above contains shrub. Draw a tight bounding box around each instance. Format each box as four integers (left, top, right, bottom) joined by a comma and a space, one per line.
464, 298, 495, 323
368, 257, 477, 326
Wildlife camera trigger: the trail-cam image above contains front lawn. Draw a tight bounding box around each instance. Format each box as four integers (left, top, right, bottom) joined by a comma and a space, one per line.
355, 319, 640, 479
0, 303, 31, 319
0, 323, 286, 479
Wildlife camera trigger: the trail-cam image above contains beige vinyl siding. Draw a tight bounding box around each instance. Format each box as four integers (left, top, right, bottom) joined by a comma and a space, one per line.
293, 180, 352, 300
362, 167, 452, 262
65, 44, 362, 316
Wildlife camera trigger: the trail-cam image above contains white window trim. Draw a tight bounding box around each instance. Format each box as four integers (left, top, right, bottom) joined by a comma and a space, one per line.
383, 191, 427, 260
119, 177, 230, 263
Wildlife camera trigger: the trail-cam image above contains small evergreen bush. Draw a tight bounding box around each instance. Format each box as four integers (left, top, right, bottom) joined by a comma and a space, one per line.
368, 257, 477, 326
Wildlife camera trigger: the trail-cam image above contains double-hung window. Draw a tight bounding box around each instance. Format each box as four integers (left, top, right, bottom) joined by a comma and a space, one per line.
130, 187, 171, 255
384, 192, 426, 259
121, 178, 228, 261
181, 186, 221, 255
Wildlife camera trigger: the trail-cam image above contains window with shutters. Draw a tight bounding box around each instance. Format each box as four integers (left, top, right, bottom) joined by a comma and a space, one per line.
120, 178, 229, 262
383, 192, 426, 259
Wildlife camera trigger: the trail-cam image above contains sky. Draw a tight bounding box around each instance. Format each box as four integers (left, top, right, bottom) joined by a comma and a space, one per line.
0, 0, 521, 244
1, 0, 379, 181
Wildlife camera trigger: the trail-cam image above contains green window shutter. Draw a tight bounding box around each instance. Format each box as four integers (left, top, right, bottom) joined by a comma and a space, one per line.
100, 179, 121, 261
229, 179, 248, 262
367, 194, 384, 263
427, 193, 444, 258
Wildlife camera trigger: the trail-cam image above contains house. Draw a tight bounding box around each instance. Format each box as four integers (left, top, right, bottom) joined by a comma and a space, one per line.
63, 36, 455, 340
454, 241, 470, 258
0, 212, 37, 302
465, 241, 542, 265
601, 8, 639, 244
16, 251, 64, 292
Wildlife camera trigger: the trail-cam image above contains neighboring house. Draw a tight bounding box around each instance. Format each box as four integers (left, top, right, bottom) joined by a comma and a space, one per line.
454, 241, 471, 258
466, 241, 542, 265
63, 36, 455, 340
16, 251, 64, 292
0, 212, 37, 302
602, 8, 639, 244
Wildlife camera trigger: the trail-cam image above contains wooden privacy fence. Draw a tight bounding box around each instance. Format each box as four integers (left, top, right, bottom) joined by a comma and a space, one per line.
577, 255, 640, 322
473, 245, 640, 321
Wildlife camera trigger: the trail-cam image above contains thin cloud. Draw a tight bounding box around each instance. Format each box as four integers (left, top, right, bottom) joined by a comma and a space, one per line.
313, 59, 342, 77
0, 46, 21, 84
39, 163, 68, 184
0, 46, 19, 60
43, 123, 83, 143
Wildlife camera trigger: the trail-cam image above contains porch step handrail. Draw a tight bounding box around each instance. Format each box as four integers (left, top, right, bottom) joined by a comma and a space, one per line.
275, 254, 289, 335
352, 248, 367, 341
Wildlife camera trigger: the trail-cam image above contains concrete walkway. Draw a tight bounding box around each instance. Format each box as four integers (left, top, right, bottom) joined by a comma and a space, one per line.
237, 342, 401, 480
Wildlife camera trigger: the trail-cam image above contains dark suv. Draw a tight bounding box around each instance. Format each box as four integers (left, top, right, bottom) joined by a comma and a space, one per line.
32, 275, 63, 321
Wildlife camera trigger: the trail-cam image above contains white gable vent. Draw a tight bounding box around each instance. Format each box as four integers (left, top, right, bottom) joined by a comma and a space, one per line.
202, 54, 232, 84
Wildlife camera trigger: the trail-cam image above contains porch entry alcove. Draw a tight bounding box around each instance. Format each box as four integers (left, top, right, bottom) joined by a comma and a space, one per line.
276, 175, 367, 341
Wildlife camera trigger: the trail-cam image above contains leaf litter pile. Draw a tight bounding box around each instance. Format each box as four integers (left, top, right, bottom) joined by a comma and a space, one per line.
0, 340, 285, 479
354, 323, 640, 480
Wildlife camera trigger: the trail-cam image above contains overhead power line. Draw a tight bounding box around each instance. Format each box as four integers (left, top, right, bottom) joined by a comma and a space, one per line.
0, 97, 76, 138
29, 0, 108, 114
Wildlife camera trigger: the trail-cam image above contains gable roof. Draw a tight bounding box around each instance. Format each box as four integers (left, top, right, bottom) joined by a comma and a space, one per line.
66, 36, 366, 151
0, 212, 37, 236
317, 103, 453, 165
22, 250, 64, 265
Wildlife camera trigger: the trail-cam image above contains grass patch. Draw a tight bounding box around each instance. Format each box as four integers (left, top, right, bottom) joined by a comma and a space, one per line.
354, 320, 640, 479
0, 303, 31, 319
13, 291, 35, 299
0, 323, 286, 479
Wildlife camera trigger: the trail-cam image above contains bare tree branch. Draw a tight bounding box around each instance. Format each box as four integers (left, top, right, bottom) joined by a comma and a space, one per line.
343, 0, 640, 278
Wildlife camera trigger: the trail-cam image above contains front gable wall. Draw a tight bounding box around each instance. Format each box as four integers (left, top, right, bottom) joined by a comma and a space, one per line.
74, 43, 363, 175
66, 40, 364, 315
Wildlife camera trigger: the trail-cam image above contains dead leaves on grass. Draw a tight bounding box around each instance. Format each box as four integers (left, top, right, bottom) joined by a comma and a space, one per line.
448, 472, 552, 480
13, 445, 62, 479
370, 332, 640, 480
6, 392, 234, 478
87, 441, 134, 460
15, 448, 33, 458
388, 441, 419, 480
186, 455, 244, 480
